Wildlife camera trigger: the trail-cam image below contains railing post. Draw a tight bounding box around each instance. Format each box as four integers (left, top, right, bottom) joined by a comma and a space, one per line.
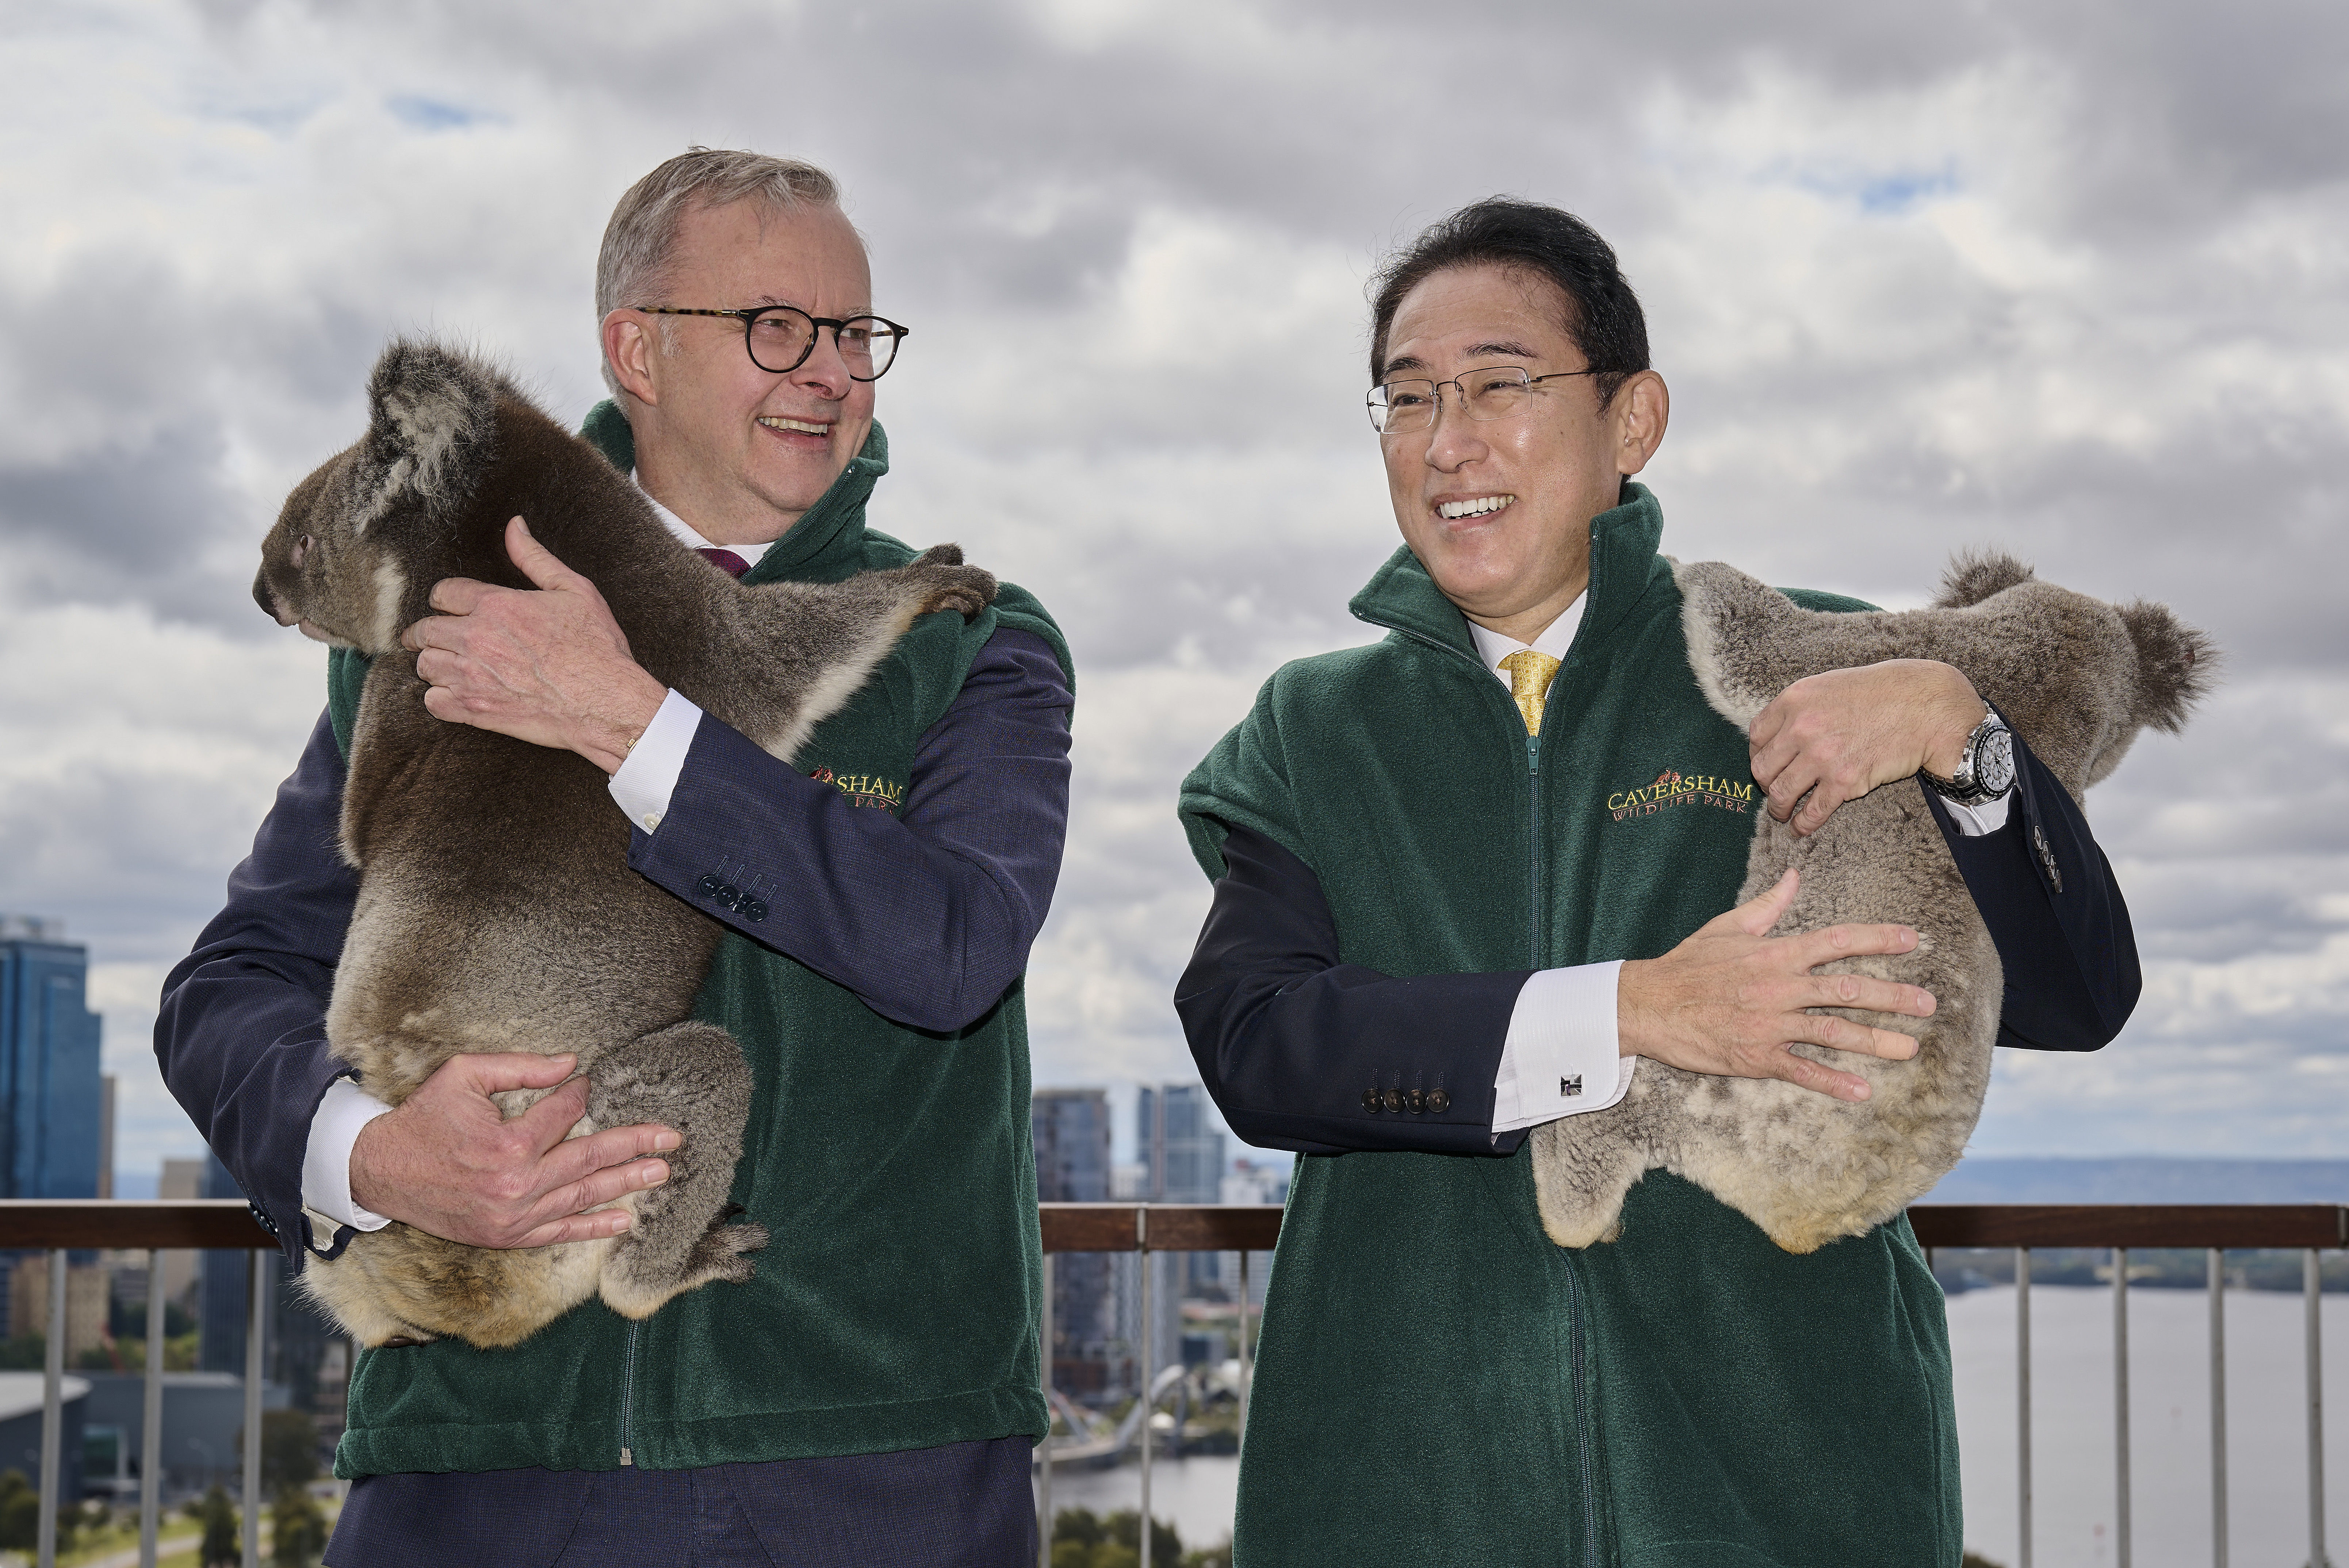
2308, 1247, 2326, 1568
142, 1246, 166, 1568
243, 1250, 265, 1568
1037, 1250, 1053, 1568
2115, 1245, 2132, 1568
2016, 1246, 2032, 1568
2208, 1247, 2226, 1568
1137, 1208, 1152, 1568
38, 1247, 66, 1568
1237, 1248, 1252, 1455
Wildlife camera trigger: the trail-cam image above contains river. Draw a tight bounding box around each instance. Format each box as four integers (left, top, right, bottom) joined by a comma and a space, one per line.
1037, 1285, 2348, 1564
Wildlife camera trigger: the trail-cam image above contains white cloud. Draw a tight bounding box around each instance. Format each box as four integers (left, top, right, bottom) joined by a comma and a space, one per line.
3, 0, 2345, 1178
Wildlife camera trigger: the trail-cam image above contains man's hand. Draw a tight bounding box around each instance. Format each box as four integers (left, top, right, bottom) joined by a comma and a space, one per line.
1618, 870, 1935, 1102
348, 1052, 679, 1249
402, 516, 669, 774
1748, 659, 1985, 837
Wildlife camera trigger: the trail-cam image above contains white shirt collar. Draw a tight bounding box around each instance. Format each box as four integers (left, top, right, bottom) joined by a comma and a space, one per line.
1466, 594, 1586, 687
637, 484, 776, 570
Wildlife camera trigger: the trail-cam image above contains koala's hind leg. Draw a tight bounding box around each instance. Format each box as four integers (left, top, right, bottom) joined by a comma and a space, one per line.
1528, 1119, 1658, 1249
299, 1223, 611, 1350
591, 1020, 769, 1320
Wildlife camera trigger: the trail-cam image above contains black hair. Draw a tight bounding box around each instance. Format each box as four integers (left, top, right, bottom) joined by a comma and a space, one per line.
1367, 197, 1650, 406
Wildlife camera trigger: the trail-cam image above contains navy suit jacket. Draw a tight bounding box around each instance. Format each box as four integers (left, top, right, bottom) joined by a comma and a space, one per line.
1176, 730, 2138, 1158
155, 630, 1072, 1267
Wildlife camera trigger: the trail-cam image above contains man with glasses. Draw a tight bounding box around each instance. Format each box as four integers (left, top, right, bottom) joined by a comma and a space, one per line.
160, 149, 1072, 1565
1176, 199, 2137, 1564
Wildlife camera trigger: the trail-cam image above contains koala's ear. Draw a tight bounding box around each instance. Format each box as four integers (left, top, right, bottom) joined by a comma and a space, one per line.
349, 338, 505, 534
1931, 550, 2035, 609
2118, 601, 2218, 734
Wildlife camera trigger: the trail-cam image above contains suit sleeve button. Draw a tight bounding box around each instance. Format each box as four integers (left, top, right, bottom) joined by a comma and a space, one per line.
696, 874, 723, 896
1382, 1089, 1403, 1113
1361, 1089, 1380, 1113
1427, 1089, 1450, 1113
741, 897, 769, 922
1407, 1089, 1424, 1113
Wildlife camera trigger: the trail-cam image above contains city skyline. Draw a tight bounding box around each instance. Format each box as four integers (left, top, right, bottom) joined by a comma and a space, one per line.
1, 0, 2343, 1174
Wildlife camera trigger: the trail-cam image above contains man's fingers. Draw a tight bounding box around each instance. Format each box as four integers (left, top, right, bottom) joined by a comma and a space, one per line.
425, 576, 495, 617
506, 516, 582, 593
527, 1155, 672, 1235
446, 1051, 582, 1096
512, 1207, 635, 1249
1722, 869, 1799, 938
545, 1120, 684, 1184
1790, 1009, 1922, 1061
1805, 970, 1936, 1020
508, 1076, 594, 1151
1784, 921, 1918, 969
1770, 1048, 1874, 1101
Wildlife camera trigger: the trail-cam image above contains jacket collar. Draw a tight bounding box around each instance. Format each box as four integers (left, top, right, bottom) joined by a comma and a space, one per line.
578, 399, 889, 586
1348, 481, 1669, 665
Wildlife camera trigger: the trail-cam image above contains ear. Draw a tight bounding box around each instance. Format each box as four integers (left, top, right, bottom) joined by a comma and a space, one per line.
2118, 600, 2219, 734
351, 338, 506, 534
1931, 550, 2035, 609
1610, 371, 1669, 477
602, 311, 660, 407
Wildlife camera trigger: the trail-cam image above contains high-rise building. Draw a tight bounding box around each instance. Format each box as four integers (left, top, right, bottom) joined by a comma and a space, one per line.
1137, 1084, 1224, 1206
0, 915, 104, 1201
1133, 1085, 1228, 1372
1032, 1089, 1117, 1395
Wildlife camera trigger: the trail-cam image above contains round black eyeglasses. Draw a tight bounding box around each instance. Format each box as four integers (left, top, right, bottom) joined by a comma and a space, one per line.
631, 304, 909, 381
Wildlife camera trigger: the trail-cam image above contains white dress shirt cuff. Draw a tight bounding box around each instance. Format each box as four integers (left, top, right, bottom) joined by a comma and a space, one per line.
1939, 791, 2010, 836
302, 1076, 397, 1234
1492, 961, 1634, 1134
607, 688, 705, 834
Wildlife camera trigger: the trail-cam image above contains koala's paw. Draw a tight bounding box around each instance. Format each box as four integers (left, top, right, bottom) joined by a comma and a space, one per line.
689, 1220, 770, 1287
904, 544, 998, 621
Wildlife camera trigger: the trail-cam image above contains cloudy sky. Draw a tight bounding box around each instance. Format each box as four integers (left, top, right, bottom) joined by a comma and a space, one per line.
3, 0, 2343, 1184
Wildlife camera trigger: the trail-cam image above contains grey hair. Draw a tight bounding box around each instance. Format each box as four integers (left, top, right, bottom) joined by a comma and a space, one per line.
595, 147, 846, 399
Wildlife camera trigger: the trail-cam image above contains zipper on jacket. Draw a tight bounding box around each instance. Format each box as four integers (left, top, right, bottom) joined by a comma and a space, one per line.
1563, 1251, 1602, 1565
619, 1320, 640, 1465
1526, 732, 1544, 967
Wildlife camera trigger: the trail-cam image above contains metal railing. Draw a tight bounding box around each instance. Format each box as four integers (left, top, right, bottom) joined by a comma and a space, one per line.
0, 1200, 278, 1568
0, 1201, 2335, 1568
1909, 1204, 2344, 1568
1041, 1203, 2345, 1568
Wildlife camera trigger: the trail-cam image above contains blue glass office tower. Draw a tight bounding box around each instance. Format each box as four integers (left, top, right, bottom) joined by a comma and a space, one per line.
0, 916, 104, 1201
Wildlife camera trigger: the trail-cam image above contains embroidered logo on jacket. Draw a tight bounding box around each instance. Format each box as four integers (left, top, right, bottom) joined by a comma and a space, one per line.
808, 767, 906, 813
1607, 768, 1754, 823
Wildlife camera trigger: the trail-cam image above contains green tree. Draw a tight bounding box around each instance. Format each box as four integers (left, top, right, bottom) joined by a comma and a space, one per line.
1052, 1506, 1107, 1546
272, 1484, 330, 1567
262, 1410, 321, 1491
0, 1469, 34, 1552
1102, 1508, 1182, 1564
0, 1333, 44, 1370
200, 1484, 240, 1567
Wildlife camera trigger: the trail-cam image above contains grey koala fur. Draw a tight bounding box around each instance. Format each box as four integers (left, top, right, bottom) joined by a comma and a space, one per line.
1529, 553, 2213, 1255
252, 338, 998, 1348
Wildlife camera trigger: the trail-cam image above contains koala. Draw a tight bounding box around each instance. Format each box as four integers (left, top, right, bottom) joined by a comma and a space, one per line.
1529, 553, 2213, 1255
252, 338, 998, 1348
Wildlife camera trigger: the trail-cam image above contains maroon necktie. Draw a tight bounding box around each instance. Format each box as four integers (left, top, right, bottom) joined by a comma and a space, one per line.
696, 547, 751, 579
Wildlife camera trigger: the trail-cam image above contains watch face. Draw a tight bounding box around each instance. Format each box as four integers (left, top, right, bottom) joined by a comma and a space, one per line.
1979, 724, 2017, 795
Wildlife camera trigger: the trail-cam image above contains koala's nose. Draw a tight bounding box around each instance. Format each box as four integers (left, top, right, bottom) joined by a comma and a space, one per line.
254, 571, 297, 626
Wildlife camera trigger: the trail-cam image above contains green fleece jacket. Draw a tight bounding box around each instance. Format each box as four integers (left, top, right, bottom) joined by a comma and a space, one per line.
1178, 485, 1959, 1568
327, 411, 1066, 1478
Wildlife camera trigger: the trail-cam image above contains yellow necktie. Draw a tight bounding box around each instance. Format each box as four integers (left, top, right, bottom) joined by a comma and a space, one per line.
1498, 649, 1562, 736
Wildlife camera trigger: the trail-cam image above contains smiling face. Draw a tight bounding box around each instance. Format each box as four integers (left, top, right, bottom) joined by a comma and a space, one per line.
1378, 263, 1668, 642
604, 199, 877, 547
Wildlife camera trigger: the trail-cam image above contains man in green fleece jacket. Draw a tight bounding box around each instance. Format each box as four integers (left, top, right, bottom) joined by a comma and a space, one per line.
160, 149, 1070, 1565
1176, 199, 2138, 1566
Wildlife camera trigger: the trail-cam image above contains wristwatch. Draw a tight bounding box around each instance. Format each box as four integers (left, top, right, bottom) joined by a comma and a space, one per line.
1921, 710, 2016, 806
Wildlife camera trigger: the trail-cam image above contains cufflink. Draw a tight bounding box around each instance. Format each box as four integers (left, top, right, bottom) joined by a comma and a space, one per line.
1561, 1075, 1583, 1099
